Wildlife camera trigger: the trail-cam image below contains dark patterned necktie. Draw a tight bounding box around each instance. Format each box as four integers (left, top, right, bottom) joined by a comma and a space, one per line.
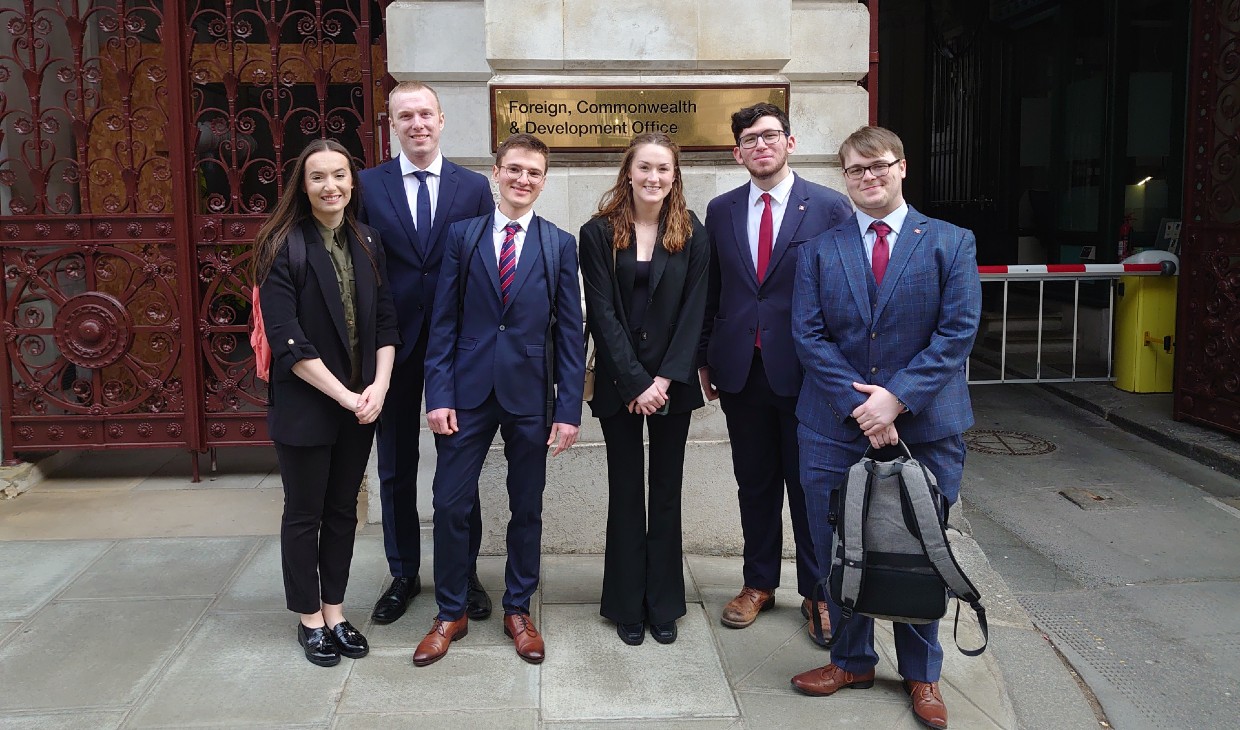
870, 220, 891, 284
499, 221, 520, 305
411, 170, 432, 250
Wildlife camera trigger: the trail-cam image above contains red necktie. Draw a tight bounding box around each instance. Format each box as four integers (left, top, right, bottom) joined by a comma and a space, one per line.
870, 220, 891, 285
756, 193, 773, 347
499, 221, 520, 305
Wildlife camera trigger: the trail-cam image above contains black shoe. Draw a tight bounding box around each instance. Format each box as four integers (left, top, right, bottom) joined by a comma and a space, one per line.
371, 576, 420, 624
616, 621, 645, 646
298, 623, 340, 667
649, 621, 677, 644
466, 572, 492, 620
328, 620, 369, 659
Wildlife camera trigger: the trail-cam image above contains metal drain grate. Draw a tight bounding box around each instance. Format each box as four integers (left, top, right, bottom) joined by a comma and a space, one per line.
1059, 487, 1136, 510
964, 429, 1057, 456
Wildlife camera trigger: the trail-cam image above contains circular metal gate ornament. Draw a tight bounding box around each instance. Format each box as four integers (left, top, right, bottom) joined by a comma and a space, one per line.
53, 292, 132, 368
964, 429, 1057, 456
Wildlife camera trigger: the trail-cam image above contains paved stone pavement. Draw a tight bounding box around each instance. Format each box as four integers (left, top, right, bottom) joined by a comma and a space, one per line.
0, 446, 1034, 729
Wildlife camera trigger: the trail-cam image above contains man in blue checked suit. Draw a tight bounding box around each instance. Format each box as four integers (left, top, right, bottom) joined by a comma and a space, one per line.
789, 126, 981, 730
414, 133, 584, 668
358, 81, 494, 626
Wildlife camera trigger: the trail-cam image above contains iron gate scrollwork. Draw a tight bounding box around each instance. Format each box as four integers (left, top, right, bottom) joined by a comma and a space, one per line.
0, 0, 387, 465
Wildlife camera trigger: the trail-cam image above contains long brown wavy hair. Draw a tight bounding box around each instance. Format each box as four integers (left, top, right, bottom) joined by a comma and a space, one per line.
251, 139, 375, 285
593, 132, 692, 254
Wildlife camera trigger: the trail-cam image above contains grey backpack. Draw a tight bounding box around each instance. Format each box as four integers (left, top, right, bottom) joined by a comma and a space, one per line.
818, 442, 988, 656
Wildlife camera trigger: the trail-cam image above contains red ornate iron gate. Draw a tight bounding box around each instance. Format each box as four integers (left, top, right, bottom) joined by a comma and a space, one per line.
1174, 0, 1240, 435
0, 1, 387, 471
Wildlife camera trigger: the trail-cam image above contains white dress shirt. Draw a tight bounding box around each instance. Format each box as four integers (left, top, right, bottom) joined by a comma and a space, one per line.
492, 207, 536, 268
745, 172, 797, 268
855, 203, 910, 266
399, 152, 443, 229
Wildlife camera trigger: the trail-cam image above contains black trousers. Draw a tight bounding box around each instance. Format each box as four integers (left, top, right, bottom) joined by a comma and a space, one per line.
718, 348, 821, 597
598, 409, 691, 625
275, 420, 376, 614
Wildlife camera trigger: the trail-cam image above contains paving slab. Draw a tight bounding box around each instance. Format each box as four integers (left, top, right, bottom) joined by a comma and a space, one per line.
697, 583, 818, 685
336, 646, 538, 714
539, 603, 738, 722
0, 540, 111, 618
0, 622, 19, 645
736, 688, 912, 729
0, 598, 207, 712
61, 537, 256, 600
0, 711, 126, 729
540, 554, 700, 605
686, 553, 800, 590
332, 710, 538, 730
213, 537, 286, 612
542, 719, 741, 729
126, 611, 349, 728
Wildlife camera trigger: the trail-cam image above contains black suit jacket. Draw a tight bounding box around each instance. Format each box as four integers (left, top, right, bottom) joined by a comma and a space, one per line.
260, 220, 401, 446
580, 214, 710, 419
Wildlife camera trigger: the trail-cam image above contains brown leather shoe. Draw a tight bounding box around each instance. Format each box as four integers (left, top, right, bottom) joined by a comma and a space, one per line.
801, 598, 832, 647
504, 612, 545, 664
720, 586, 775, 628
790, 663, 876, 696
905, 680, 948, 729
412, 617, 468, 667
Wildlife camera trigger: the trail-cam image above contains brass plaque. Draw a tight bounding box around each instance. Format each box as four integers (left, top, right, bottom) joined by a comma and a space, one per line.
491, 85, 789, 152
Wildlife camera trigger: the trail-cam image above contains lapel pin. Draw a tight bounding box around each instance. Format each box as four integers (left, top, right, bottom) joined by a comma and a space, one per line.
798, 205, 805, 211
914, 228, 922, 234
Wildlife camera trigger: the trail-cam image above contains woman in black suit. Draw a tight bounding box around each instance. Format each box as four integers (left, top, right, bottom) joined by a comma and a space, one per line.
253, 139, 400, 667
580, 132, 709, 646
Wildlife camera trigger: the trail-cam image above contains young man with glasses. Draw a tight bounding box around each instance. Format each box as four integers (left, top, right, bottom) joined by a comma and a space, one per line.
789, 125, 981, 730
358, 81, 494, 627
415, 133, 584, 667
697, 102, 852, 645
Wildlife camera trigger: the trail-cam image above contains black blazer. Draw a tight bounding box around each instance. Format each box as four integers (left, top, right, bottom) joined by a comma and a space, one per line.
260, 219, 401, 446
580, 214, 710, 419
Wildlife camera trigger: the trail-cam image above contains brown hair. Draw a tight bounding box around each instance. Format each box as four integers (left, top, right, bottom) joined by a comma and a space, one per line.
495, 132, 550, 167
251, 139, 375, 285
731, 102, 790, 145
388, 80, 441, 110
838, 125, 906, 165
592, 132, 692, 254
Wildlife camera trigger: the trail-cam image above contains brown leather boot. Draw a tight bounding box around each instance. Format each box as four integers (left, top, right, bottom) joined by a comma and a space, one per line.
720, 586, 774, 628
412, 617, 468, 667
905, 680, 948, 729
790, 663, 876, 696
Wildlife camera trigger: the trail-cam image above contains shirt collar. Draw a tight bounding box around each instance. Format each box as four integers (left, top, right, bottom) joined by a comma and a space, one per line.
313, 218, 345, 247
748, 171, 796, 208
399, 151, 443, 177
494, 206, 535, 233
856, 202, 909, 238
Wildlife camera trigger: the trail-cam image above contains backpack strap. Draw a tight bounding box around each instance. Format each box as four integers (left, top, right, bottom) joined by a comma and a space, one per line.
287, 225, 308, 290
456, 215, 492, 320
897, 459, 989, 656
538, 218, 560, 427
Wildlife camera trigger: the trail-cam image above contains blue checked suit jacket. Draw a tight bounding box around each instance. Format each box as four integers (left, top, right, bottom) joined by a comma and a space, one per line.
791, 206, 981, 444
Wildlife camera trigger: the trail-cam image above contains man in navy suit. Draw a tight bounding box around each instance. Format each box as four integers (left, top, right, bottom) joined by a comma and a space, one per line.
698, 103, 853, 642
413, 133, 585, 667
789, 126, 981, 730
358, 81, 494, 625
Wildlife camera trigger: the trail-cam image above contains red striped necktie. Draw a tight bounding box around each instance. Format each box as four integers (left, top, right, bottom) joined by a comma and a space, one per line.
499, 221, 520, 305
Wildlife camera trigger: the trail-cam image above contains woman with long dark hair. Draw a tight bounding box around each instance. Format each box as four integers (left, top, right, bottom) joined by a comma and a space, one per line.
579, 132, 710, 645
253, 139, 400, 666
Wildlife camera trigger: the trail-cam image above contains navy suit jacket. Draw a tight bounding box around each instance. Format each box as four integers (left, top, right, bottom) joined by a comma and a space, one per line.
699, 173, 853, 397
358, 156, 493, 363
261, 220, 401, 446
791, 206, 981, 444
424, 213, 586, 425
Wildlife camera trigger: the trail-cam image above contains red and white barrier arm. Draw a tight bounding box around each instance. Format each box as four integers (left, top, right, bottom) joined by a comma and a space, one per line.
977, 263, 1173, 280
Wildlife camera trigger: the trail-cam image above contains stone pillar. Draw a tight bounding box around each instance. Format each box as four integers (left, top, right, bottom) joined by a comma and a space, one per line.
378, 0, 870, 555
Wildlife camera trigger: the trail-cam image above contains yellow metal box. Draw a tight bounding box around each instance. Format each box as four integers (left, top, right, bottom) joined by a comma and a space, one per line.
1114, 275, 1177, 393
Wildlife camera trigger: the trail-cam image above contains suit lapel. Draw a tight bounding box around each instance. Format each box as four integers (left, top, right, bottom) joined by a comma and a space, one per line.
764, 175, 807, 286
873, 206, 929, 322
838, 220, 873, 328
302, 222, 352, 350
350, 226, 376, 337
504, 216, 542, 312
381, 160, 421, 260
474, 213, 502, 301
729, 190, 758, 284
648, 226, 669, 295
617, 233, 637, 305
428, 161, 460, 256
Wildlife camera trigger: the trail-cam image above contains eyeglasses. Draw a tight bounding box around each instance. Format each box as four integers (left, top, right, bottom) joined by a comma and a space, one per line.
499, 165, 545, 183
737, 129, 787, 149
843, 159, 902, 180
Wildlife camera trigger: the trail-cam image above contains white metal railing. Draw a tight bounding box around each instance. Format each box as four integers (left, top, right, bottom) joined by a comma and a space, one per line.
967, 262, 1175, 384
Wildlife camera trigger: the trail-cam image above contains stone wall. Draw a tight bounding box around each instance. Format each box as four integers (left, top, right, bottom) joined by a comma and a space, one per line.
372, 0, 871, 555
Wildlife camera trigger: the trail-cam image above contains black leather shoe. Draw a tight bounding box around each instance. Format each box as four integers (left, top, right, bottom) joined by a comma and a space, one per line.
328, 620, 369, 659
616, 621, 645, 646
649, 621, 678, 644
298, 623, 340, 667
466, 572, 492, 620
371, 576, 420, 624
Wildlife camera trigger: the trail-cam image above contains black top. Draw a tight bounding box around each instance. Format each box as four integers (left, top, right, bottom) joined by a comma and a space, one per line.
628, 260, 652, 333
